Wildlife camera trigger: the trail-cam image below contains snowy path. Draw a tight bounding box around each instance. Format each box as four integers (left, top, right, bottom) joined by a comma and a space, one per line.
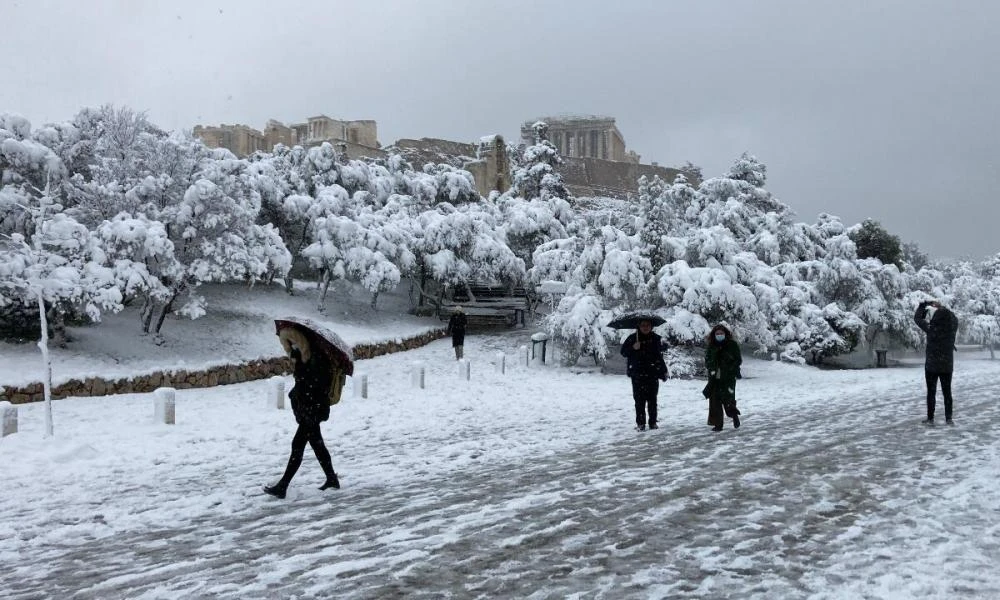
3, 338, 1000, 599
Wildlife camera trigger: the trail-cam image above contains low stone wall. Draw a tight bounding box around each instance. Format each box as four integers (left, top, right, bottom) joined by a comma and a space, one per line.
1, 328, 447, 405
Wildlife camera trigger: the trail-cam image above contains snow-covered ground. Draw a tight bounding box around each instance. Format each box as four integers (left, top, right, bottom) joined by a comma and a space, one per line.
2, 325, 1000, 599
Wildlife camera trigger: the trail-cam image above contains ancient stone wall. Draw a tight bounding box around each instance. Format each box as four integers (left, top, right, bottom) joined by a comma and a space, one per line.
345, 120, 379, 148
0, 329, 447, 405
559, 156, 684, 198
340, 141, 387, 161
389, 138, 479, 167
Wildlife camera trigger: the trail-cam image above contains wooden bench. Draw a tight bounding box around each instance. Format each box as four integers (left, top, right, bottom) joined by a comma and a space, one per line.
439, 305, 522, 328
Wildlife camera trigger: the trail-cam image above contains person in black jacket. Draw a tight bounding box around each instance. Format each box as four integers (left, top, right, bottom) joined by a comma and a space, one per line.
704, 324, 743, 432
914, 300, 960, 425
447, 306, 467, 360
265, 328, 340, 498
620, 319, 668, 431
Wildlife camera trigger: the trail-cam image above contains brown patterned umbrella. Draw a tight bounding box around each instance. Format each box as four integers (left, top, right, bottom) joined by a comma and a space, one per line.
274, 316, 355, 376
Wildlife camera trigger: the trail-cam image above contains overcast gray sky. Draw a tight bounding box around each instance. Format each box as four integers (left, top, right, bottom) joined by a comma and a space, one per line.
2, 0, 998, 260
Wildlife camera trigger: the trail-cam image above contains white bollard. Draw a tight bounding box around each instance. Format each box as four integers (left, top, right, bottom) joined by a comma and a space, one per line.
268, 376, 286, 410
457, 359, 471, 381
154, 387, 176, 425
410, 362, 425, 389
520, 345, 529, 367
0, 401, 17, 437
496, 351, 506, 374
353, 374, 369, 399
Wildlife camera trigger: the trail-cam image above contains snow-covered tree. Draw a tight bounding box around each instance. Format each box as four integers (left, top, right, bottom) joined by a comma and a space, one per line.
415, 162, 479, 204
636, 175, 689, 272
849, 218, 903, 268
548, 289, 615, 366
141, 168, 279, 335
949, 257, 1000, 357
511, 121, 569, 202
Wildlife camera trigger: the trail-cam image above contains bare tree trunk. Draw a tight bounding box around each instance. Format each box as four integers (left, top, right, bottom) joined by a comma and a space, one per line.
140, 294, 155, 334
418, 266, 427, 307
36, 292, 54, 437
411, 278, 442, 312
153, 290, 181, 335
50, 308, 68, 348
371, 291, 379, 310
436, 288, 446, 315
284, 274, 295, 295
318, 269, 331, 312
464, 282, 477, 303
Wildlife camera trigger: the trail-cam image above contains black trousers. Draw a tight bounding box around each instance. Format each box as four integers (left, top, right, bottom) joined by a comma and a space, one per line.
631, 376, 659, 426
925, 371, 954, 420
707, 392, 740, 428
279, 423, 335, 485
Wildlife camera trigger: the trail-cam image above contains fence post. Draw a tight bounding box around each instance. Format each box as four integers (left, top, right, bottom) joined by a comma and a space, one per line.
411, 362, 426, 389
0, 401, 16, 437
520, 345, 529, 367
154, 387, 176, 425
268, 376, 285, 409
496, 352, 506, 374
353, 374, 369, 399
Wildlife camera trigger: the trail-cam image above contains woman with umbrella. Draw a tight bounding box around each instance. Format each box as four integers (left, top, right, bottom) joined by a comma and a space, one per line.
614, 314, 668, 431
704, 323, 742, 432
265, 317, 352, 499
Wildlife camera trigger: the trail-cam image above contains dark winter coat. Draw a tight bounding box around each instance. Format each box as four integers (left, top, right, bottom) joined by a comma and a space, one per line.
914, 303, 959, 373
705, 338, 742, 405
620, 331, 668, 381
447, 312, 467, 347
289, 348, 333, 426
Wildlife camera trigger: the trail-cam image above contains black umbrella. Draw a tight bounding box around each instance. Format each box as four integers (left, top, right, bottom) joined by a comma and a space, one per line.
606, 313, 666, 330
274, 316, 355, 376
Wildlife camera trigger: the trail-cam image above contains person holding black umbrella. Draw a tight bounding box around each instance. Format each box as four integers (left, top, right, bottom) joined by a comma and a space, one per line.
704, 324, 742, 432
265, 324, 344, 499
620, 318, 668, 431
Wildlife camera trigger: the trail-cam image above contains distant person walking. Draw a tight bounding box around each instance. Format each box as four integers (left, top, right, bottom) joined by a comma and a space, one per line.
704, 324, 742, 432
620, 319, 668, 431
447, 306, 467, 360
914, 300, 959, 425
265, 328, 340, 499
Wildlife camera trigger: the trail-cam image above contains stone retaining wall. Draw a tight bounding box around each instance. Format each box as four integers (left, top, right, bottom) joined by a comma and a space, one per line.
1, 328, 447, 405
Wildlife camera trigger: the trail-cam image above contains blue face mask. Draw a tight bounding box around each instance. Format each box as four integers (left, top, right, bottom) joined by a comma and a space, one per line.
714, 333, 726, 342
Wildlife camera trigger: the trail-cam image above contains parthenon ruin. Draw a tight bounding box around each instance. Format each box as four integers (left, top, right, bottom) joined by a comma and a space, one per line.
520, 115, 639, 163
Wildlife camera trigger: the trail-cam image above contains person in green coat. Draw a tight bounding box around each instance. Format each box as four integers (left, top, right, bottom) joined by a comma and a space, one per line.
704, 324, 742, 432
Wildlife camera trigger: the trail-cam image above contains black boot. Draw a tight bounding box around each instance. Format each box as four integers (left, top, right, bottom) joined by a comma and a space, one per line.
733, 415, 741, 429
263, 483, 287, 499
317, 453, 340, 490
319, 473, 340, 490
